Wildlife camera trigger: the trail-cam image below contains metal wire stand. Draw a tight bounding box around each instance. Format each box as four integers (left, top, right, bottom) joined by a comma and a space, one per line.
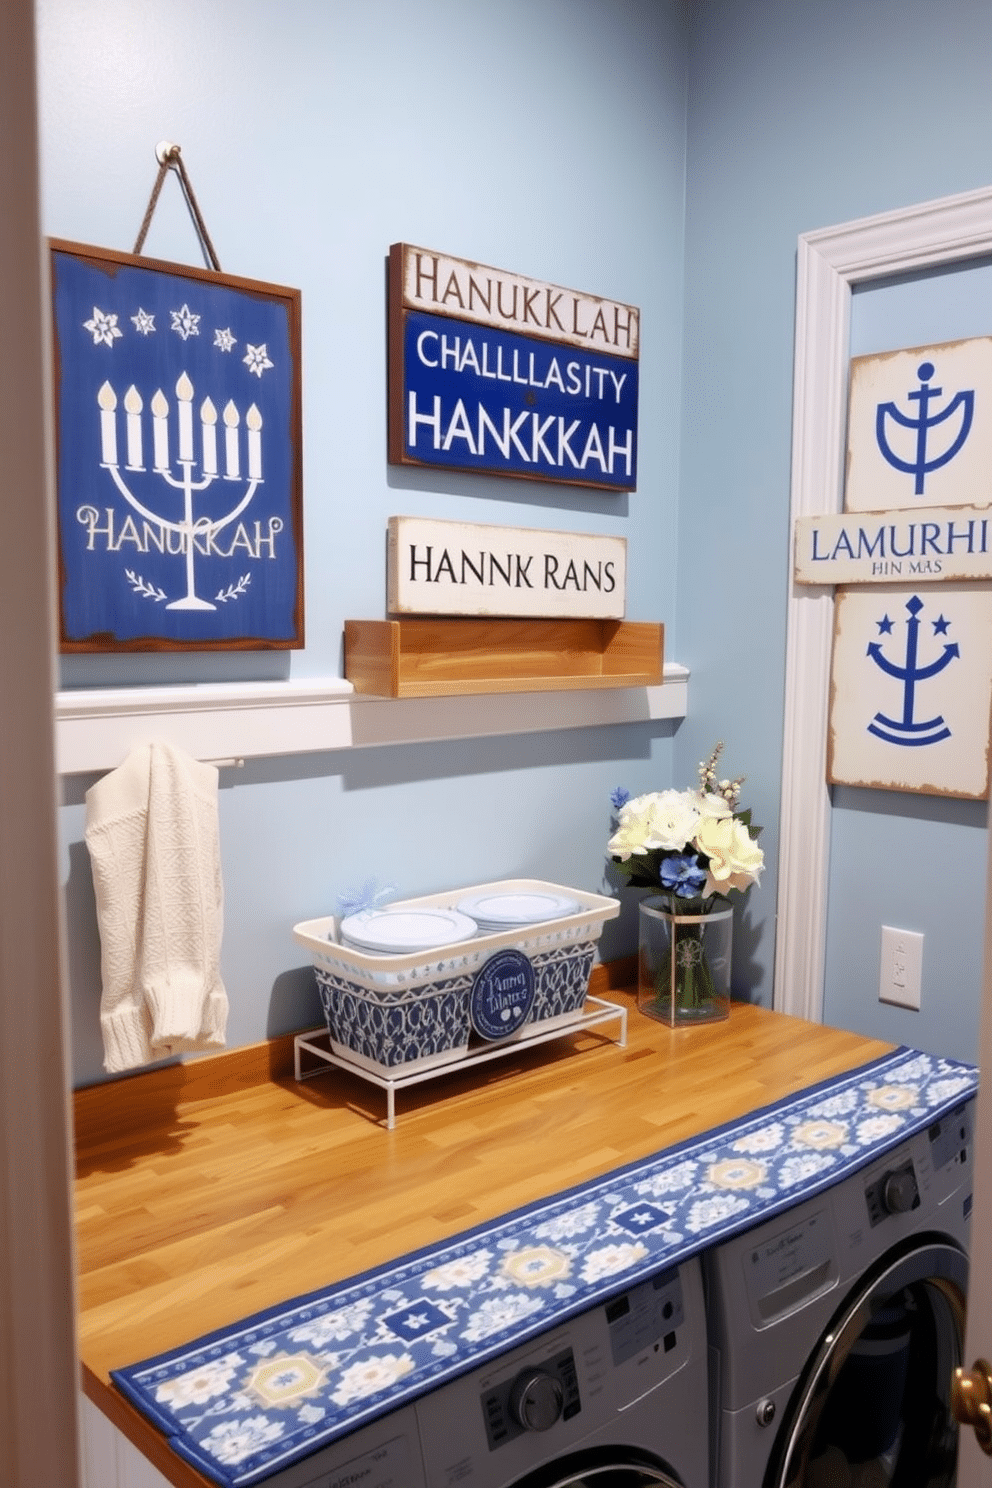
294, 995, 628, 1129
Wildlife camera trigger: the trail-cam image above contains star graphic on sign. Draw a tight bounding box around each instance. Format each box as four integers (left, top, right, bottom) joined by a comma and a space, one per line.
130, 308, 155, 335
932, 614, 952, 634
82, 306, 123, 347
214, 327, 236, 352
876, 614, 894, 634
170, 303, 201, 340
243, 342, 274, 377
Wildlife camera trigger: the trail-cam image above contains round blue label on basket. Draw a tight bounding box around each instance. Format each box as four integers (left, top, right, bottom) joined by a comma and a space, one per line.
470, 949, 535, 1041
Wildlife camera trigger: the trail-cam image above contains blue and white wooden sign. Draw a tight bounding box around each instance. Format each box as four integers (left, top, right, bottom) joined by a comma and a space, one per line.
826, 336, 992, 797
51, 241, 304, 652
845, 338, 992, 511
828, 584, 992, 798
388, 245, 639, 492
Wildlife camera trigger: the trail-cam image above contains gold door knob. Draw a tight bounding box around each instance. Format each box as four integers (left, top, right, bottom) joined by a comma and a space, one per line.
952, 1359, 992, 1455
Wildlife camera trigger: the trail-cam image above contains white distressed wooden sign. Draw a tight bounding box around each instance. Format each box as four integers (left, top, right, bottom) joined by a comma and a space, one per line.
387, 516, 626, 619
845, 336, 992, 511
828, 582, 992, 799
395, 247, 640, 358
795, 504, 992, 584
828, 335, 992, 797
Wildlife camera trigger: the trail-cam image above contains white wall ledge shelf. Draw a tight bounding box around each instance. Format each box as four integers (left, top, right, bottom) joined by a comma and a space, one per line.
55, 664, 688, 776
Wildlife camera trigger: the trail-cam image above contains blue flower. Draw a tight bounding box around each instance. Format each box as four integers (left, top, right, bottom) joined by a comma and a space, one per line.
610, 786, 631, 811
337, 877, 396, 917
659, 854, 707, 898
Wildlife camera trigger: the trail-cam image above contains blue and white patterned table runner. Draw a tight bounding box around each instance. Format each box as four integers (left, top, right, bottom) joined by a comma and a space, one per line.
112, 1046, 978, 1487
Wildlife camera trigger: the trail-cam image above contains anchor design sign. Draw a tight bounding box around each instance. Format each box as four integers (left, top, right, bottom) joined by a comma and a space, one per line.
812, 335, 992, 798
829, 583, 992, 799
51, 240, 304, 652
844, 336, 992, 512
865, 595, 958, 747
875, 360, 974, 496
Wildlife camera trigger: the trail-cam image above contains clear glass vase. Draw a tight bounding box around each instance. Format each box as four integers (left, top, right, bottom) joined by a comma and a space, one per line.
638, 896, 732, 1026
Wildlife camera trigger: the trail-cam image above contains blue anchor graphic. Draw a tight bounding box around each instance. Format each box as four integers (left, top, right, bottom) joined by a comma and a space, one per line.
866, 595, 958, 746
875, 360, 974, 495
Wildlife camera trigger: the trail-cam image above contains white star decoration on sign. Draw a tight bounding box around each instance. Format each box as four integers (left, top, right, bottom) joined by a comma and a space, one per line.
244, 342, 274, 377
83, 307, 123, 347
170, 304, 201, 340
214, 327, 237, 352
131, 308, 156, 336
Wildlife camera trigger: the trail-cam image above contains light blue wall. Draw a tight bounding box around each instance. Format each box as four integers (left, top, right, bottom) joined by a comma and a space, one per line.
43, 0, 992, 1086
37, 0, 691, 1086
679, 0, 992, 1060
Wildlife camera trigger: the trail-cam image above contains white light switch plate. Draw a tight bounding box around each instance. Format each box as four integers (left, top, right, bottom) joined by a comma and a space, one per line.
879, 925, 923, 1009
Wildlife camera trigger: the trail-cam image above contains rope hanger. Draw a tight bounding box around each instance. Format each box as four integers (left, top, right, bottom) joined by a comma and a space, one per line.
133, 140, 222, 272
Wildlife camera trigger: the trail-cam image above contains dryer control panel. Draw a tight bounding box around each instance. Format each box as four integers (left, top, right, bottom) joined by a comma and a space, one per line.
864, 1100, 972, 1228
410, 1260, 707, 1488
865, 1160, 920, 1226
481, 1347, 580, 1449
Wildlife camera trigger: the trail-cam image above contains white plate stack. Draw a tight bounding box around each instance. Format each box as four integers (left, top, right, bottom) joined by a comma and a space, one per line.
339, 907, 478, 955
455, 889, 580, 935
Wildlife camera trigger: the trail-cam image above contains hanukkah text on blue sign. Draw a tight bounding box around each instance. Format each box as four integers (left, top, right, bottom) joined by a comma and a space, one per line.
388, 245, 639, 492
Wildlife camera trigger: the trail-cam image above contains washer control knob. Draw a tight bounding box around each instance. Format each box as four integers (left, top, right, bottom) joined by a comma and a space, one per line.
756, 1398, 777, 1428
508, 1369, 565, 1432
882, 1167, 919, 1214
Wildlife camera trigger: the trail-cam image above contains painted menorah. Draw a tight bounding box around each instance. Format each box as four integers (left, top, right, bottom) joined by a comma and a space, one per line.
96, 372, 263, 610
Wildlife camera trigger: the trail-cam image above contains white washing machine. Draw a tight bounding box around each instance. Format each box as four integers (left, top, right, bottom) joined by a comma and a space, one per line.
704, 1098, 973, 1487
247, 1260, 709, 1488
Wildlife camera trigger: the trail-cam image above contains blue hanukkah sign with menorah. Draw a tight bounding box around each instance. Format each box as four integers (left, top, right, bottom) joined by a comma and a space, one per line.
51, 241, 304, 651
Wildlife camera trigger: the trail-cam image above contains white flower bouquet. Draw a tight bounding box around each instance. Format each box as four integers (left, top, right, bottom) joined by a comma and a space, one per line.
607, 743, 763, 1019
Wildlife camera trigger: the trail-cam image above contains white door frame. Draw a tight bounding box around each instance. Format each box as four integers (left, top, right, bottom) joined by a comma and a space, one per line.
0, 1, 82, 1484
775, 184, 992, 1020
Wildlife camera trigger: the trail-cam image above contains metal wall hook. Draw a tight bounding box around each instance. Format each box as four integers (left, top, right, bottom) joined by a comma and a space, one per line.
134, 140, 222, 272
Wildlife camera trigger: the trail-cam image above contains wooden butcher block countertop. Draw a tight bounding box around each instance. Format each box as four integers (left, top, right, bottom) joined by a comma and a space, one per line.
73, 968, 892, 1487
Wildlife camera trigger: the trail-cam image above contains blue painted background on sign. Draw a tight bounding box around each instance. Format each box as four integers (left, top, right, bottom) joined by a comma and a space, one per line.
401, 309, 638, 490
470, 948, 536, 1039
53, 250, 300, 646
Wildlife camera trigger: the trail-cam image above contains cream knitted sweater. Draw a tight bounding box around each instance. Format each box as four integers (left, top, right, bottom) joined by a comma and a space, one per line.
85, 741, 229, 1073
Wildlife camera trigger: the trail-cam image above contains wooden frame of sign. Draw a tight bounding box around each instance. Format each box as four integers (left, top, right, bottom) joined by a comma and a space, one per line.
50, 239, 304, 652
387, 243, 639, 492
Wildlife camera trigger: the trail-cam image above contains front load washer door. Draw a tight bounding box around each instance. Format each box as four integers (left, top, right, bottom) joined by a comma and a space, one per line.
767, 1238, 967, 1488
507, 1445, 687, 1487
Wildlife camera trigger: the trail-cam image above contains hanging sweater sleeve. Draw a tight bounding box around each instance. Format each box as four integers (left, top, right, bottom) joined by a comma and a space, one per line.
85, 744, 156, 1073
139, 741, 229, 1055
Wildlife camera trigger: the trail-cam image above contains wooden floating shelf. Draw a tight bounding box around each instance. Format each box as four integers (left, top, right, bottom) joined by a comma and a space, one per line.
344, 617, 664, 698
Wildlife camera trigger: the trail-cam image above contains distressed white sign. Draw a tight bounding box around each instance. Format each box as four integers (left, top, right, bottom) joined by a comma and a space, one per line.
826, 335, 992, 796
845, 337, 992, 511
387, 515, 626, 619
795, 504, 992, 584
828, 583, 992, 799
395, 245, 639, 358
